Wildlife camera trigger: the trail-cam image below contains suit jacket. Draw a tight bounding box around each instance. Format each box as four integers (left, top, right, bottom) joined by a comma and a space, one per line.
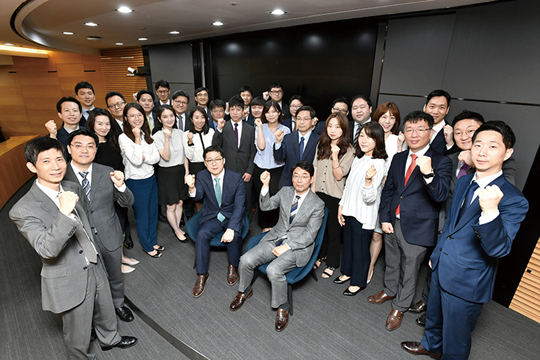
430, 130, 447, 155
379, 147, 452, 246
282, 117, 294, 132
212, 120, 256, 175
244, 113, 255, 127
64, 163, 134, 251
259, 187, 325, 267
47, 127, 71, 161
193, 169, 246, 234
9, 181, 100, 314
273, 131, 320, 188
432, 173, 528, 303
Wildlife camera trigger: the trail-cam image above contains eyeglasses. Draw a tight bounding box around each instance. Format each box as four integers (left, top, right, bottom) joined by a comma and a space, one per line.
404, 128, 430, 134
205, 158, 223, 165
270, 90, 283, 94
70, 143, 96, 150
156, 90, 169, 95
173, 100, 188, 105
290, 105, 302, 109
332, 107, 348, 114
108, 101, 125, 109
292, 174, 310, 181
297, 117, 312, 123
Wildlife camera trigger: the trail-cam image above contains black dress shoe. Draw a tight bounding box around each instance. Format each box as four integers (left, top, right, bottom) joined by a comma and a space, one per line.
333, 276, 351, 284
123, 235, 133, 249
401, 341, 441, 359
343, 286, 364, 296
416, 313, 426, 327
409, 300, 427, 313
101, 336, 138, 351
116, 306, 134, 322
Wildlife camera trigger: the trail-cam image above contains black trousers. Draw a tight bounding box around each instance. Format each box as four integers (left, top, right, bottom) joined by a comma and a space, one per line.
316, 192, 342, 268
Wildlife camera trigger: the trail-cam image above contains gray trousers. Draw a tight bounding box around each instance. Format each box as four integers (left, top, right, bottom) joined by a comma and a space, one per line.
383, 219, 428, 312
61, 258, 121, 359
94, 234, 124, 308
238, 241, 297, 308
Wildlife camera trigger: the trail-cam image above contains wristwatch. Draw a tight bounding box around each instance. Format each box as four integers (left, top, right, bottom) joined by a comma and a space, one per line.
423, 171, 435, 179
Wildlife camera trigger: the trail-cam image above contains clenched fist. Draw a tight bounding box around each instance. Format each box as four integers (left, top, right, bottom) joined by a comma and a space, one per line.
216, 118, 226, 130
443, 124, 454, 147
110, 171, 125, 187
260, 170, 271, 188
416, 156, 433, 175
365, 165, 377, 181
45, 120, 58, 139
254, 118, 263, 128
478, 185, 503, 217
185, 174, 196, 189
59, 191, 79, 216
275, 129, 285, 144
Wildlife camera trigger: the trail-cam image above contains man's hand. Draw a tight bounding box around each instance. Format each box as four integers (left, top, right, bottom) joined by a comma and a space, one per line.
216, 118, 226, 130
187, 132, 194, 144
221, 228, 235, 243
59, 191, 79, 216
185, 174, 195, 189
478, 185, 503, 218
443, 124, 454, 147
260, 170, 270, 188
110, 171, 125, 187
458, 150, 473, 167
163, 128, 171, 139
382, 222, 394, 234
243, 108, 250, 119
132, 127, 141, 140
272, 244, 289, 257
45, 120, 57, 139
417, 156, 433, 175
242, 173, 252, 182
262, 91, 270, 101
254, 118, 263, 128
275, 129, 284, 144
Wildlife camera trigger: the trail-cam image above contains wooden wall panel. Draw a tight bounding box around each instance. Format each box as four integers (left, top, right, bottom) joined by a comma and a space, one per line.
510, 238, 540, 323
100, 46, 146, 103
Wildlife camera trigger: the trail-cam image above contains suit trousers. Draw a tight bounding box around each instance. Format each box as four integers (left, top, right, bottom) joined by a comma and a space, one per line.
61, 258, 121, 359
195, 217, 243, 275
238, 241, 298, 308
93, 233, 124, 308
316, 192, 342, 268
126, 176, 158, 253
421, 267, 483, 360
341, 216, 373, 287
383, 219, 428, 312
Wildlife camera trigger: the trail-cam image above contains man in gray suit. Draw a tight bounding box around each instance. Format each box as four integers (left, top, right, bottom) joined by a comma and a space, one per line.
64, 129, 135, 322
229, 161, 325, 331
9, 137, 137, 359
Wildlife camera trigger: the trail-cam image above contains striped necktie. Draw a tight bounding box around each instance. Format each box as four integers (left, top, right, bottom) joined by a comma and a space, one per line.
289, 195, 300, 224
79, 171, 91, 201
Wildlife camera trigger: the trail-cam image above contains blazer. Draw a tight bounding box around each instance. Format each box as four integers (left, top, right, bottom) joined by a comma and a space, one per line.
432, 174, 528, 303
64, 163, 134, 251
430, 130, 447, 155
273, 131, 320, 188
259, 187, 325, 267
193, 169, 246, 234
212, 120, 256, 175
9, 181, 100, 314
47, 127, 71, 161
379, 147, 452, 247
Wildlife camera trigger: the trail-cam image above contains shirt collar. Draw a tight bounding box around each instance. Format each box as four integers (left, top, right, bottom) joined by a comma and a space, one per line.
408, 144, 430, 158
472, 170, 503, 189
70, 162, 93, 178
212, 169, 225, 183
432, 120, 446, 133
35, 179, 64, 206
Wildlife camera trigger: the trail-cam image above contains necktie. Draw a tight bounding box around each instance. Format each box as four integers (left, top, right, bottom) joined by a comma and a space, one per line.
457, 181, 479, 222
299, 136, 305, 160
457, 162, 470, 179
354, 124, 361, 152
234, 123, 239, 147
215, 178, 225, 222
289, 195, 300, 224
147, 116, 153, 132
72, 208, 97, 263
396, 154, 418, 216
79, 171, 90, 201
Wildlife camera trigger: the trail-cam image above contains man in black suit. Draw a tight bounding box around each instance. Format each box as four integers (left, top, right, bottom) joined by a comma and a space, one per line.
209, 99, 227, 130
172, 90, 190, 131
282, 95, 305, 133
212, 95, 256, 220
273, 106, 319, 188
239, 85, 254, 125
75, 81, 96, 127
265, 82, 290, 119
423, 89, 454, 155
195, 86, 213, 124
137, 89, 156, 132
45, 97, 84, 161
106, 91, 127, 134
349, 95, 372, 152
154, 79, 171, 108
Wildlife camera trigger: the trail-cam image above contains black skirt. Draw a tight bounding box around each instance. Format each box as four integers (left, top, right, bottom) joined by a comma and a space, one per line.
189, 161, 206, 176
157, 164, 188, 205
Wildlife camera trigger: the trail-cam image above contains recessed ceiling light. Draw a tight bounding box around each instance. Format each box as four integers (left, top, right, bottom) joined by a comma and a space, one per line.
117, 6, 133, 13
138, 38, 148, 41
169, 31, 180, 35
63, 32, 74, 35
87, 36, 101, 41
213, 21, 224, 26
116, 43, 124, 46
270, 9, 286, 15
84, 22, 99, 27
4, 43, 14, 46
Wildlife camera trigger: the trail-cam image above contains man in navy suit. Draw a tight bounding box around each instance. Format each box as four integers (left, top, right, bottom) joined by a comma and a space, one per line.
186, 146, 246, 298
273, 106, 319, 188
402, 121, 529, 359
172, 90, 190, 131
369, 110, 452, 331
106, 91, 127, 134
45, 97, 84, 162
423, 89, 454, 155
75, 81, 96, 127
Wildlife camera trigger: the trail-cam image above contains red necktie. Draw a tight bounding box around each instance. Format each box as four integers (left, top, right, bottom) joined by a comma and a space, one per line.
396, 154, 417, 216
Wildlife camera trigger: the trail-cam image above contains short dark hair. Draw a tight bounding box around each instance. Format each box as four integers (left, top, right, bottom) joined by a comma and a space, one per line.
136, 89, 155, 102
291, 161, 314, 177
269, 82, 283, 91
57, 96, 82, 113
85, 108, 119, 152
351, 94, 372, 109
228, 95, 244, 109
67, 128, 99, 147
155, 80, 170, 91
203, 145, 225, 160
296, 105, 316, 119
250, 96, 266, 107
75, 81, 94, 95
209, 99, 226, 111
403, 110, 434, 129
195, 87, 209, 96
354, 122, 388, 160
171, 90, 190, 102
452, 110, 485, 127
289, 95, 304, 105
189, 106, 210, 134
472, 120, 516, 149
154, 104, 178, 132
332, 97, 349, 108
25, 137, 65, 165
238, 86, 253, 95
426, 89, 451, 107
105, 91, 125, 105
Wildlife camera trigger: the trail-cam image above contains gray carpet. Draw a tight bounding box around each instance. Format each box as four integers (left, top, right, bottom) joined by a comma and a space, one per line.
2, 178, 540, 359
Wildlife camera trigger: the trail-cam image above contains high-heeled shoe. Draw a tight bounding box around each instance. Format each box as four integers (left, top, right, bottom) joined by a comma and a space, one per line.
367, 269, 374, 284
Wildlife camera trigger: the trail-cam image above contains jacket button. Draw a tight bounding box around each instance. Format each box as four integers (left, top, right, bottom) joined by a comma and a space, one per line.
83, 266, 87, 270
448, 236, 453, 239
439, 247, 442, 251
431, 186, 435, 190
400, 196, 404, 199
79, 250, 83, 254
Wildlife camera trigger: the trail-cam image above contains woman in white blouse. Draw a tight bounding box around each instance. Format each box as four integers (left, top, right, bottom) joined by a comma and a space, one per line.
153, 105, 189, 242
119, 103, 163, 258
335, 122, 387, 295
184, 106, 215, 212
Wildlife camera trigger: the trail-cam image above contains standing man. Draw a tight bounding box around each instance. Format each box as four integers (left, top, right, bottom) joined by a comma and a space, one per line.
264, 82, 290, 119
194, 87, 212, 124
105, 91, 127, 134
369, 110, 452, 331
423, 89, 453, 155
45, 96, 83, 161
137, 90, 156, 133
9, 137, 137, 359
155, 80, 171, 107
185, 146, 246, 297
75, 81, 96, 127
64, 129, 135, 322
209, 99, 227, 130
349, 95, 372, 152
229, 161, 325, 331
171, 90, 190, 131
402, 121, 528, 359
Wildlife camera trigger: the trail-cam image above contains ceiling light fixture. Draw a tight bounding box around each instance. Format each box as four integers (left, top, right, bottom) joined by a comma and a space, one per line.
116, 42, 124, 46
117, 6, 133, 13
84, 22, 99, 27
213, 21, 224, 26
138, 38, 148, 41
63, 32, 74, 35
169, 31, 180, 35
270, 9, 286, 15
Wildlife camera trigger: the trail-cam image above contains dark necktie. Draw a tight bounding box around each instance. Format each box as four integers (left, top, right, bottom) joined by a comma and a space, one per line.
354, 124, 361, 152
215, 178, 225, 222
289, 195, 300, 224
457, 162, 470, 179
457, 181, 479, 222
79, 171, 91, 201
396, 154, 417, 216
72, 208, 97, 263
299, 136, 305, 160
234, 123, 239, 147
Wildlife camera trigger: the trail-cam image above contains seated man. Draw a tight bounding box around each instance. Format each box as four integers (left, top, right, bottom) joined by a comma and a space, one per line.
229, 161, 325, 332
185, 146, 246, 298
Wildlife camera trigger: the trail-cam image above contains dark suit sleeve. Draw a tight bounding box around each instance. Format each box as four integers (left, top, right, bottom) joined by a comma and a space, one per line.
502, 157, 517, 185
212, 128, 223, 147
228, 175, 246, 233
246, 130, 256, 175
113, 184, 135, 208
424, 154, 452, 203
273, 139, 287, 161
379, 157, 398, 223
193, 176, 207, 203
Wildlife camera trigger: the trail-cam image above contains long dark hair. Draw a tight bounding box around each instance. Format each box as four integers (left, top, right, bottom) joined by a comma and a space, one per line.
122, 103, 153, 144
86, 108, 120, 153
262, 100, 283, 124
153, 104, 178, 133
317, 112, 352, 160
355, 122, 388, 159
188, 106, 210, 134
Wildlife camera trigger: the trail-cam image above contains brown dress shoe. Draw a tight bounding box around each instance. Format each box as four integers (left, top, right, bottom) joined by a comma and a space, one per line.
230, 288, 253, 311
193, 274, 209, 298
368, 290, 396, 304
275, 308, 289, 332
227, 265, 238, 285
386, 308, 404, 331
401, 341, 442, 359
408, 300, 427, 313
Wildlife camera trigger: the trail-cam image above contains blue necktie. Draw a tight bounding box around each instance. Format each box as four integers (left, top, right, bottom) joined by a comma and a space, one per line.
215, 178, 225, 222
457, 181, 479, 222
289, 195, 300, 224
299, 136, 305, 159
79, 171, 90, 201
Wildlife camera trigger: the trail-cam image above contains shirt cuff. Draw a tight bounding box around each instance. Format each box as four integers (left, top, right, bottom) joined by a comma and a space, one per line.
479, 210, 500, 225
275, 142, 282, 150
261, 187, 269, 196
115, 183, 127, 192
424, 176, 434, 184
188, 188, 196, 197
285, 243, 291, 250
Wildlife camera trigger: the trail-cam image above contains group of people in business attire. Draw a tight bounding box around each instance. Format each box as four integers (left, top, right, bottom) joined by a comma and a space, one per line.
9, 79, 529, 359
